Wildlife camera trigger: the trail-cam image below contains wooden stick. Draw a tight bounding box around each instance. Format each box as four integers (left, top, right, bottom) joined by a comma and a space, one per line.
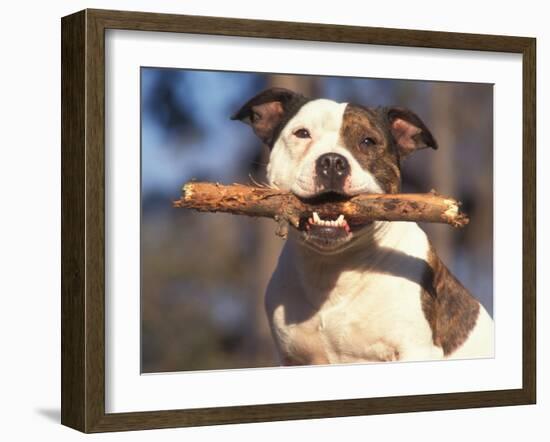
173, 182, 469, 237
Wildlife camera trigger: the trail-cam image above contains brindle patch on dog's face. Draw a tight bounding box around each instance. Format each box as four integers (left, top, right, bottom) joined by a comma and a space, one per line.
339, 105, 402, 194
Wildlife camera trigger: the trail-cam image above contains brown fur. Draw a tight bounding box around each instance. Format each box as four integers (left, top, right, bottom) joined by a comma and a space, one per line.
420, 244, 480, 355
339, 104, 402, 193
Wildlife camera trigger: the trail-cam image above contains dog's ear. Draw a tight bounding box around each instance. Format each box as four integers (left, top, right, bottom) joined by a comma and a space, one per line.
384, 107, 438, 157
231, 88, 307, 147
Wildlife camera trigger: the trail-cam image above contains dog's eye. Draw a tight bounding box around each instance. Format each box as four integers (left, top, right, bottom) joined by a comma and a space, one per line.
361, 137, 376, 147
293, 128, 311, 139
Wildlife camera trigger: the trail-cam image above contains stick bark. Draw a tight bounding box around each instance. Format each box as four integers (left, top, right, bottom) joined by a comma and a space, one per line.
173, 182, 469, 237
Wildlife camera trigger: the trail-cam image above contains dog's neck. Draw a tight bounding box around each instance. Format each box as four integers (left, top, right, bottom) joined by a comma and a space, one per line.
286, 221, 414, 308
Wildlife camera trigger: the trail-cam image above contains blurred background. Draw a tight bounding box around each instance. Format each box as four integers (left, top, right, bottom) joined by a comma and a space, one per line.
140, 68, 493, 373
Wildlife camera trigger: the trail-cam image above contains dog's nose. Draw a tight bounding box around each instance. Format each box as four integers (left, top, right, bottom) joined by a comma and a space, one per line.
315, 153, 350, 190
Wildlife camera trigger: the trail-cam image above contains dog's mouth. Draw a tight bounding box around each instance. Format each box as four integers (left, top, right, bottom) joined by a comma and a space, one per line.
295, 192, 371, 251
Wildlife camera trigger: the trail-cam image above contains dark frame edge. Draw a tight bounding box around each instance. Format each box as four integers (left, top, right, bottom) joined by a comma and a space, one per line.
60, 8, 537, 434
61, 9, 108, 433
85, 8, 533, 52
61, 10, 87, 432
88, 388, 532, 433
521, 37, 536, 405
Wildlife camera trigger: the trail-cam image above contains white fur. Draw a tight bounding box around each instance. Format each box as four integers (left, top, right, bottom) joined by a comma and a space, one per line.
267, 99, 383, 196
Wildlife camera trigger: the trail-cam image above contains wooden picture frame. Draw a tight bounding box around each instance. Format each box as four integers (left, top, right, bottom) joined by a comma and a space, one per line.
61, 8, 536, 433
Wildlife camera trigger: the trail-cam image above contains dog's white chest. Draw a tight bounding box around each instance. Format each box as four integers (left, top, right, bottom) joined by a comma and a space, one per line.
270, 270, 438, 364
266, 222, 447, 365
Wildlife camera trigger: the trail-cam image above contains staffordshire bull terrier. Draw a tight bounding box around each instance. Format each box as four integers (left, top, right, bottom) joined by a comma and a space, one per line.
232, 87, 494, 365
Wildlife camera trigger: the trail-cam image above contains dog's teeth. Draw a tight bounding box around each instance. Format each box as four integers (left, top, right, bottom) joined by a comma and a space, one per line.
310, 212, 350, 228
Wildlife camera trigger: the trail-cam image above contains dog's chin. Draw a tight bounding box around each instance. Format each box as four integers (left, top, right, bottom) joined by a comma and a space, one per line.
297, 221, 372, 254
292, 191, 373, 255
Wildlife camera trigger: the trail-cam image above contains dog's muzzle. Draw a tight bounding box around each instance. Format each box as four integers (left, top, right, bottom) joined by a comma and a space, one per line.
295, 192, 371, 252
315, 153, 350, 193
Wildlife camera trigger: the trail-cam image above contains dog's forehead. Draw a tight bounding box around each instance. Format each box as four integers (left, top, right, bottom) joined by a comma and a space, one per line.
283, 99, 383, 134
285, 99, 348, 130
343, 104, 381, 128
340, 104, 388, 143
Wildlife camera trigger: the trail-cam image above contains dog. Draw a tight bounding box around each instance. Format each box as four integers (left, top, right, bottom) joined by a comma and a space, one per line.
232, 87, 494, 365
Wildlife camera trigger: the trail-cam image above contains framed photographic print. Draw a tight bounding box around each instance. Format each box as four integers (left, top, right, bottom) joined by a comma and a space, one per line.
61, 9, 536, 433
